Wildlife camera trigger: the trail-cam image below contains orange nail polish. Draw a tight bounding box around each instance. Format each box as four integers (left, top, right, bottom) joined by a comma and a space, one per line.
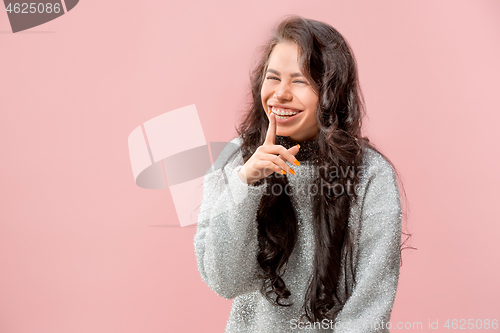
296, 144, 300, 148
268, 110, 272, 117
294, 159, 300, 166
281, 170, 286, 175
289, 168, 296, 175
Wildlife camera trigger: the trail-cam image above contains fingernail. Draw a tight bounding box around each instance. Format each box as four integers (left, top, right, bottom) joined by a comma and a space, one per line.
294, 159, 300, 166
289, 168, 295, 175
296, 144, 300, 148
268, 110, 272, 117
281, 170, 286, 175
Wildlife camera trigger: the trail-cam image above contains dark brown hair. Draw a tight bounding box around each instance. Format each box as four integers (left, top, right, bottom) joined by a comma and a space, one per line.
223, 15, 412, 323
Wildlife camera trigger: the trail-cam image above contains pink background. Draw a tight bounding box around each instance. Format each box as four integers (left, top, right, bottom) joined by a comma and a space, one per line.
1, 1, 499, 332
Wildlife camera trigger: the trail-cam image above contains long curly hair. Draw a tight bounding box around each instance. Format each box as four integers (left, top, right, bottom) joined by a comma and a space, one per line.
220, 15, 412, 323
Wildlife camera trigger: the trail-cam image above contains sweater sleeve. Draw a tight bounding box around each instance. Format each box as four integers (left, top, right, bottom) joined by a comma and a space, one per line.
333, 153, 402, 333
194, 138, 267, 299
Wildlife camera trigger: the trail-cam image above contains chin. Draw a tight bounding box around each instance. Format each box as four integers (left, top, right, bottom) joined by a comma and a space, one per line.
276, 129, 291, 137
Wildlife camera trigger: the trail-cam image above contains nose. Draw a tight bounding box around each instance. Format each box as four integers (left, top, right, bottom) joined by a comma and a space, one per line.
273, 81, 292, 101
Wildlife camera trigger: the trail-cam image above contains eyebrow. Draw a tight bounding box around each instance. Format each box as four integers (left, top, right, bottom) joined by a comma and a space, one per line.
265, 68, 304, 78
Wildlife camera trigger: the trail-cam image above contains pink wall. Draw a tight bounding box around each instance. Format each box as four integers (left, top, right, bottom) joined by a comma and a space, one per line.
1, 0, 499, 332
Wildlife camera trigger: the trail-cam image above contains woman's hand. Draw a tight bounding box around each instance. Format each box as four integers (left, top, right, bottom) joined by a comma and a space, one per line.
238, 111, 300, 185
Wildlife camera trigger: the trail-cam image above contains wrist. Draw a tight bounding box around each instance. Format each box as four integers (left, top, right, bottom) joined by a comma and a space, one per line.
238, 167, 263, 186
238, 167, 250, 185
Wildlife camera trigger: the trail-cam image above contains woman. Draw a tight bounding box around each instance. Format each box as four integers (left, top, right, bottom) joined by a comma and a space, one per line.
194, 15, 405, 332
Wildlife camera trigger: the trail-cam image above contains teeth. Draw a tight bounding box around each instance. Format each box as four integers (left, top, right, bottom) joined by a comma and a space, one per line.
271, 106, 299, 116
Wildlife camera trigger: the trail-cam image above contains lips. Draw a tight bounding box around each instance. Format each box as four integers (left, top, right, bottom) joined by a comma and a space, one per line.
269, 105, 302, 116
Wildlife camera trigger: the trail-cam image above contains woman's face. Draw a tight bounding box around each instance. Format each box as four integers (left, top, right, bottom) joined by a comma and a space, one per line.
261, 41, 319, 142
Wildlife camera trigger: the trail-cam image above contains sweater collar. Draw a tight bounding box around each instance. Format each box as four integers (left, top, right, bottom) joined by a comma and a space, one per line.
275, 135, 320, 163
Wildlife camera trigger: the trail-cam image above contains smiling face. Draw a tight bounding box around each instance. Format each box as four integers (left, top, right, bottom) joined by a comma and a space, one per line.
261, 41, 319, 142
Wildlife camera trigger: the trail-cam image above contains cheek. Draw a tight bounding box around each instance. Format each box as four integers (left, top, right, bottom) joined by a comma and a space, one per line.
305, 111, 317, 124
308, 95, 319, 109
298, 91, 318, 107
261, 85, 272, 98
303, 106, 318, 125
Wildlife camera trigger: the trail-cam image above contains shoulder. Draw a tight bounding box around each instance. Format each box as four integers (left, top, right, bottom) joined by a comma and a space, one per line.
231, 136, 243, 146
353, 145, 403, 238
356, 145, 401, 210
208, 137, 244, 175
359, 145, 398, 185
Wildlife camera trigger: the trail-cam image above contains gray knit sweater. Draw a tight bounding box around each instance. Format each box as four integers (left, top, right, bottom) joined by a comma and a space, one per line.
194, 137, 402, 332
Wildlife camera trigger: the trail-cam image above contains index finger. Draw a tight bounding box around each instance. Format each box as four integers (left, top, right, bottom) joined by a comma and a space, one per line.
264, 109, 277, 145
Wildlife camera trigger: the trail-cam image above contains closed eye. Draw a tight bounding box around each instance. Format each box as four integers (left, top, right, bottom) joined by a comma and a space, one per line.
265, 76, 308, 84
